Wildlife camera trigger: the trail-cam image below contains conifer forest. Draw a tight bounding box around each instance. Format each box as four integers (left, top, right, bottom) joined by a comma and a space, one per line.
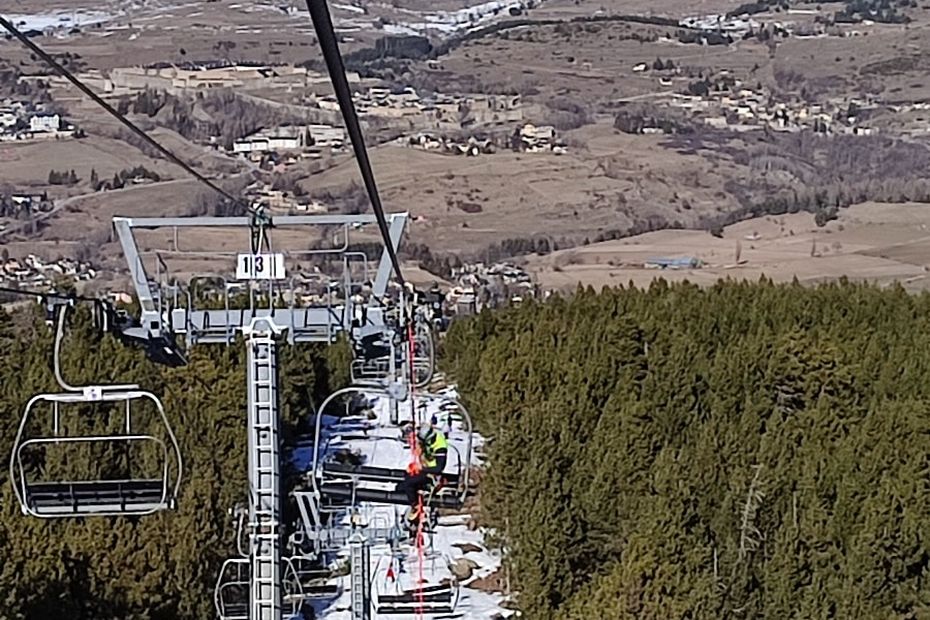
444, 279, 930, 619
2, 279, 930, 618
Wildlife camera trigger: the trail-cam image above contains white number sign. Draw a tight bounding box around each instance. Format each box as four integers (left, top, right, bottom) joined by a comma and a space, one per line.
236, 253, 286, 280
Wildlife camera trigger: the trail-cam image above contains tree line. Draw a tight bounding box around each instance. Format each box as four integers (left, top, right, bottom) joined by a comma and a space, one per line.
443, 279, 930, 619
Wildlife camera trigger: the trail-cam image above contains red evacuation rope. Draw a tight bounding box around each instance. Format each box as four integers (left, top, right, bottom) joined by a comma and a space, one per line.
407, 319, 426, 620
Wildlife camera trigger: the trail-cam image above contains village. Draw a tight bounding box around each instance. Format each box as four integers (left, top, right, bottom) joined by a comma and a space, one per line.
0, 253, 96, 290
0, 97, 79, 143
622, 60, 913, 137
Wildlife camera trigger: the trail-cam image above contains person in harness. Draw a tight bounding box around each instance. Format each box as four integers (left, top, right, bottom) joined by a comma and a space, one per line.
397, 422, 448, 526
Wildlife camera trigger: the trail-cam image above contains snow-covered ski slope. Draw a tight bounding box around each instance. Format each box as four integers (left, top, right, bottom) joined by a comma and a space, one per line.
293, 384, 515, 619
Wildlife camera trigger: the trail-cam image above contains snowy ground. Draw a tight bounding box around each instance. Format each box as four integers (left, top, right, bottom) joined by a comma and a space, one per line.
3, 0, 537, 46
293, 382, 513, 619
3, 9, 119, 32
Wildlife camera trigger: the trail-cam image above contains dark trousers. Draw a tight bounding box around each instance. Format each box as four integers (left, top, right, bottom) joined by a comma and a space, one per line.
397, 471, 437, 506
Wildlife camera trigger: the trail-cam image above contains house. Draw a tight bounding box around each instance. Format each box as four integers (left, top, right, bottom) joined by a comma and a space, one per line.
519, 123, 559, 152
11, 193, 51, 212
29, 113, 60, 132
294, 199, 328, 214
308, 124, 345, 148
318, 97, 340, 112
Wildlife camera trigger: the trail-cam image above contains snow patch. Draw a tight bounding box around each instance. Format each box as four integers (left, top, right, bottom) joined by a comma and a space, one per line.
4, 9, 117, 31
300, 381, 506, 619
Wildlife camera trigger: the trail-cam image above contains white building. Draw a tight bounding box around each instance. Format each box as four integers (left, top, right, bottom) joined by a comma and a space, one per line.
308, 124, 345, 148
29, 113, 60, 132
233, 126, 309, 153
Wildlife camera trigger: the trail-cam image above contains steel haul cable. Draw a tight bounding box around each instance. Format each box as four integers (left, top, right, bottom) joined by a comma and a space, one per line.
408, 320, 427, 619
303, 0, 405, 286
0, 285, 98, 303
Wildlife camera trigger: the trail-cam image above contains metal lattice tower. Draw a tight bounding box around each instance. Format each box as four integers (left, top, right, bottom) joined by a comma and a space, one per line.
247, 324, 282, 620
349, 532, 371, 620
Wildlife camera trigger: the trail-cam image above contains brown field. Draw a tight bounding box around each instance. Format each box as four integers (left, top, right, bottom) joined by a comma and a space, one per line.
0, 135, 179, 188
423, 7, 930, 109
0, 0, 539, 70
533, 0, 757, 18
295, 122, 745, 253
522, 202, 930, 292
427, 20, 767, 101
0, 0, 346, 69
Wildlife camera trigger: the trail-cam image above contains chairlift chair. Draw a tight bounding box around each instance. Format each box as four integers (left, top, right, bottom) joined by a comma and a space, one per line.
215, 558, 250, 620
9, 303, 182, 518
215, 556, 308, 620
410, 319, 435, 387
10, 388, 183, 518
309, 388, 473, 512
349, 321, 435, 388
373, 567, 460, 617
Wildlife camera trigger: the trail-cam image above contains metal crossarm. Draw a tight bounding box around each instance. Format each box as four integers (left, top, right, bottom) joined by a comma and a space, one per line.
112, 214, 408, 348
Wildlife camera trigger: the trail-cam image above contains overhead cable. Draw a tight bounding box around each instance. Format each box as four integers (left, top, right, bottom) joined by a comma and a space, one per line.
303, 0, 405, 286
0, 15, 244, 209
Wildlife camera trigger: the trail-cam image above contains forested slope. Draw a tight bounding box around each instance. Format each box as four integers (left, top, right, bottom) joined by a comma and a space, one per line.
445, 279, 930, 619
0, 306, 349, 619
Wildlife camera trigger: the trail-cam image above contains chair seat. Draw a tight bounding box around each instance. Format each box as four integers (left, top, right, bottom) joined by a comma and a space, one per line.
25, 479, 167, 515
319, 482, 462, 509
322, 462, 460, 486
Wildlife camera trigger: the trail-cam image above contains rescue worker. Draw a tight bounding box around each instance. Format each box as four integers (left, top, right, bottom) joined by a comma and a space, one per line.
397, 422, 448, 524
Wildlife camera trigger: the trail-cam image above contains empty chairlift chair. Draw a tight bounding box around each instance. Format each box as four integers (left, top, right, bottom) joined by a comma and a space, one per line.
410, 320, 435, 388
350, 321, 435, 388
214, 558, 249, 620
10, 388, 183, 518
351, 331, 396, 385
372, 562, 460, 617
214, 556, 308, 620
9, 303, 182, 518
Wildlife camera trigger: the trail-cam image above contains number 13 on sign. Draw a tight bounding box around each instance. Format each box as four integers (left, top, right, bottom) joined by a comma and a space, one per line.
236, 253, 285, 280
